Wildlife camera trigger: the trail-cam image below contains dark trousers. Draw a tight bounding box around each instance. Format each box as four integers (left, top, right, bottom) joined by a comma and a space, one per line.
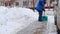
36, 8, 43, 21
38, 11, 43, 21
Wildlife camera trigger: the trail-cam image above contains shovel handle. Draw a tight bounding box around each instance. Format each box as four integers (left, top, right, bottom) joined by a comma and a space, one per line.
43, 11, 45, 15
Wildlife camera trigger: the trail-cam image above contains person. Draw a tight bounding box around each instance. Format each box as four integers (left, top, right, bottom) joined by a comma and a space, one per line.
36, 0, 46, 21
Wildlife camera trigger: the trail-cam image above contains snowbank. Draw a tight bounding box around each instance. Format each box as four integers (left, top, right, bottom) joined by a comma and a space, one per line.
0, 6, 8, 25
0, 6, 38, 34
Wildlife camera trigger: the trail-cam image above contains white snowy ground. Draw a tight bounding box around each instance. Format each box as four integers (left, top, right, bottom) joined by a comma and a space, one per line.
0, 6, 38, 34
0, 6, 57, 34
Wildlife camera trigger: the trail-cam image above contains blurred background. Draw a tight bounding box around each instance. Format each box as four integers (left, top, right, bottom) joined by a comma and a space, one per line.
0, 0, 58, 8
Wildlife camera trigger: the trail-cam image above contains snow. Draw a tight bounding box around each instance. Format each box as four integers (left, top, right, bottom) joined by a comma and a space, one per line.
0, 6, 38, 34
0, 6, 57, 34
46, 16, 57, 34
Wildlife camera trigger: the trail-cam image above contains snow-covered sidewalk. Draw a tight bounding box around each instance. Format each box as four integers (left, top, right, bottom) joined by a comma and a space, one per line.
16, 9, 57, 34
16, 10, 57, 34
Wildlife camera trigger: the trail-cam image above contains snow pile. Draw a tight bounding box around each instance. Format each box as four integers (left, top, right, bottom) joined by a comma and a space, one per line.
0, 6, 8, 25
0, 7, 38, 34
7, 7, 38, 20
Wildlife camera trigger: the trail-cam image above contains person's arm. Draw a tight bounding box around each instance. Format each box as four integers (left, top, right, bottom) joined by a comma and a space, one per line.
39, 1, 45, 11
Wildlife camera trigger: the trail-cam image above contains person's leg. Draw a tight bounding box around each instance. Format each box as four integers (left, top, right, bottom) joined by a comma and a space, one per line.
38, 11, 43, 21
